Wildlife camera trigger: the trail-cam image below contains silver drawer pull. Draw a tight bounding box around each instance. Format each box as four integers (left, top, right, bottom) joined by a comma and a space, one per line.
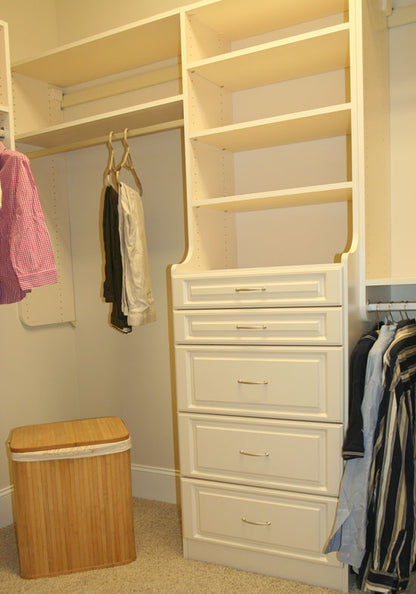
235, 287, 266, 292
239, 449, 269, 457
237, 380, 268, 385
236, 325, 267, 330
241, 517, 271, 526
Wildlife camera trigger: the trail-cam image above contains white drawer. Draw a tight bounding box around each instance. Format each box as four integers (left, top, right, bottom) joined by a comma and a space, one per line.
179, 414, 343, 496
174, 308, 343, 345
181, 478, 342, 569
172, 266, 343, 309
175, 345, 344, 422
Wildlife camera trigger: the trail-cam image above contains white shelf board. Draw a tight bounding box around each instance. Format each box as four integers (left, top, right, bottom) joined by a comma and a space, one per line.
366, 277, 416, 287
192, 182, 353, 212
186, 0, 347, 41
0, 104, 10, 113
190, 103, 351, 152
12, 11, 181, 87
15, 96, 183, 148
187, 24, 349, 91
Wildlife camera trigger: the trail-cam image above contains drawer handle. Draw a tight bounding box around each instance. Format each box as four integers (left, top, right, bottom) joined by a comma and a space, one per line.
236, 325, 267, 330
239, 449, 270, 457
237, 380, 269, 385
235, 287, 266, 292
241, 517, 271, 527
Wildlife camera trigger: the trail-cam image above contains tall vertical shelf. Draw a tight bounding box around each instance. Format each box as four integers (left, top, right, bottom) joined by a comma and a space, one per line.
171, 1, 390, 592
0, 20, 14, 149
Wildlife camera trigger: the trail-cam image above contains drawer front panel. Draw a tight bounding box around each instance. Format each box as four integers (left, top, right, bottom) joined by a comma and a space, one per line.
176, 345, 344, 421
179, 414, 343, 496
181, 478, 341, 568
172, 267, 343, 309
174, 308, 342, 345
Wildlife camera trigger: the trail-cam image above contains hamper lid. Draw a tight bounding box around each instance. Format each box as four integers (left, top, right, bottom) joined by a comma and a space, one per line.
9, 416, 130, 453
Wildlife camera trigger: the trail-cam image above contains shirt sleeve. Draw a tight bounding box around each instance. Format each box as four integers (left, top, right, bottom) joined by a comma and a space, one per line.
9, 154, 58, 291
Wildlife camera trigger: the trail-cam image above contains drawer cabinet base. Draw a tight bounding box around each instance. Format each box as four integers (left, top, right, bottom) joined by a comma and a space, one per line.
181, 478, 349, 593
183, 537, 349, 592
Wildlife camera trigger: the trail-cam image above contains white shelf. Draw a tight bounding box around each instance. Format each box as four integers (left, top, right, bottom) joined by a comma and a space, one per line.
16, 95, 183, 148
366, 277, 416, 287
185, 0, 347, 41
192, 182, 353, 212
190, 103, 351, 152
187, 24, 350, 91
12, 11, 181, 87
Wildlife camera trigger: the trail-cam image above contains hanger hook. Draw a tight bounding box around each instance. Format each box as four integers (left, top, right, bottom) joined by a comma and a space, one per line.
122, 128, 129, 148
105, 130, 115, 186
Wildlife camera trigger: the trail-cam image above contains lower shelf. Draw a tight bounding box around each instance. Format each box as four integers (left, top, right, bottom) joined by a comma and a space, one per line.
192, 182, 353, 212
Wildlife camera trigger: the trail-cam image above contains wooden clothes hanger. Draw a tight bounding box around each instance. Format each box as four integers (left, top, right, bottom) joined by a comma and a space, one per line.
115, 128, 143, 195
103, 130, 116, 187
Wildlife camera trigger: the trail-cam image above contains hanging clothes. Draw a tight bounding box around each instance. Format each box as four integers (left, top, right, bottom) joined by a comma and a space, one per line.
0, 142, 57, 304
102, 184, 132, 334
359, 321, 416, 593
325, 324, 397, 571
117, 181, 155, 326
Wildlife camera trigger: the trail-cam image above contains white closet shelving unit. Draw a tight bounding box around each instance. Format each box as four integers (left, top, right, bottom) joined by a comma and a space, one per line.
8, 0, 394, 591
171, 0, 389, 592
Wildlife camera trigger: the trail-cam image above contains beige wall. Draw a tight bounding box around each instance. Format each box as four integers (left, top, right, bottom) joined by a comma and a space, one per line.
1, 0, 58, 61
389, 19, 416, 277
65, 130, 185, 470
0, 2, 76, 495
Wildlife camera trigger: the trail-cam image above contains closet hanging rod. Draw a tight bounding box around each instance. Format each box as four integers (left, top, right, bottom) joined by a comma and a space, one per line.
22, 119, 184, 160
367, 301, 416, 312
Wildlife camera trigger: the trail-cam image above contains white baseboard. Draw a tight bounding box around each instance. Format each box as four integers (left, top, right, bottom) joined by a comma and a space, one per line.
0, 464, 179, 529
131, 463, 179, 504
0, 486, 13, 528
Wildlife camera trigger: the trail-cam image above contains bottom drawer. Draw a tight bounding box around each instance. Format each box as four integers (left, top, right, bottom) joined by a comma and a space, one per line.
181, 478, 341, 569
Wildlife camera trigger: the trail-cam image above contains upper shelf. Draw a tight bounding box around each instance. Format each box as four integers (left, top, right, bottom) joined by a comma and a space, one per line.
12, 11, 181, 87
185, 0, 348, 42
16, 96, 184, 149
188, 24, 350, 91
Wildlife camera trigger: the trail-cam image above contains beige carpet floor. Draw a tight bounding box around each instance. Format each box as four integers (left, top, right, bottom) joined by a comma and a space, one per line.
0, 497, 406, 594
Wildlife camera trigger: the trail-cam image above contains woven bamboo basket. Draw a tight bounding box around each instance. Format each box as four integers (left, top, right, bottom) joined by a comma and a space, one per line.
8, 417, 136, 578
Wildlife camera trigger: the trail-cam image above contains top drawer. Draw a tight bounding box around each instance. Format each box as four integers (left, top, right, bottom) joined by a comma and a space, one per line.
172, 266, 343, 309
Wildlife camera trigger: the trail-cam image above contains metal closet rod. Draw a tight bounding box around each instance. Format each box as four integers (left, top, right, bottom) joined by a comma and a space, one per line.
24, 119, 184, 160
367, 301, 416, 312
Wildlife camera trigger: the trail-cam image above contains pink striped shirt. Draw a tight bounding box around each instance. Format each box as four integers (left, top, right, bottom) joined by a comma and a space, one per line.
0, 142, 57, 304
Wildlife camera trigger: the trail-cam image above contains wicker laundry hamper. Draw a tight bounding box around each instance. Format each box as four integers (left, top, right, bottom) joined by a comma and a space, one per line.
8, 416, 136, 578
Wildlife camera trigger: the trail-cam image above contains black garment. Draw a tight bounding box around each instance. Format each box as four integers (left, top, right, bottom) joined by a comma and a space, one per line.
102, 185, 131, 334
342, 329, 379, 459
